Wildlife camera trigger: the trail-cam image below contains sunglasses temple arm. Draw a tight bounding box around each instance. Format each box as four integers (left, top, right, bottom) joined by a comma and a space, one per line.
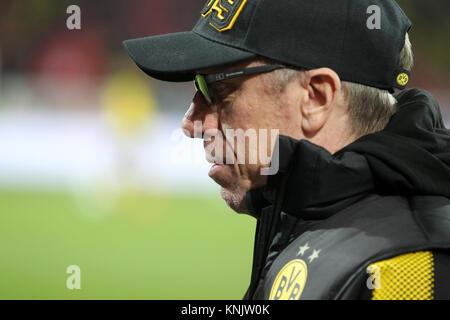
204, 64, 285, 84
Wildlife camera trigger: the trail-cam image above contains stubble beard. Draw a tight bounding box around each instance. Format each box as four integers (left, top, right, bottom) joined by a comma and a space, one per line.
220, 184, 249, 214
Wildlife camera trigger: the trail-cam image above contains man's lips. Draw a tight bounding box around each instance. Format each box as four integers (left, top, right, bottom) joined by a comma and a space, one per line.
205, 150, 219, 165
205, 153, 229, 166
204, 138, 237, 166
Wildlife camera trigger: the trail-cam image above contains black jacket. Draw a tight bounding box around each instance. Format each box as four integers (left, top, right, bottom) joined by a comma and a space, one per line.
243, 88, 450, 300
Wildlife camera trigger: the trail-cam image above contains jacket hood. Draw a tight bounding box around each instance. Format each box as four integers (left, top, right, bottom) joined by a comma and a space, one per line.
257, 88, 450, 220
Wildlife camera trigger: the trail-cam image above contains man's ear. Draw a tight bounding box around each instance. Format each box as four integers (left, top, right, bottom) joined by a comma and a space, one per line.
301, 68, 341, 136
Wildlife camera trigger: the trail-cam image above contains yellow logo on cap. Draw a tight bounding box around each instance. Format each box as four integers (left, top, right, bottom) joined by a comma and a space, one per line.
397, 73, 409, 86
269, 259, 308, 300
201, 0, 247, 32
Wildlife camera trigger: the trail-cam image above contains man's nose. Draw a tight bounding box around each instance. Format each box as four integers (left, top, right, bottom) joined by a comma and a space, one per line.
181, 92, 219, 138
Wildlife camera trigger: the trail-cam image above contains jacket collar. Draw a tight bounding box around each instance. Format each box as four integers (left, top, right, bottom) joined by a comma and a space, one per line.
260, 136, 374, 220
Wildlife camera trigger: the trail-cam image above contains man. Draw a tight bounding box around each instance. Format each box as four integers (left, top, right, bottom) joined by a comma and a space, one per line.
124, 0, 450, 299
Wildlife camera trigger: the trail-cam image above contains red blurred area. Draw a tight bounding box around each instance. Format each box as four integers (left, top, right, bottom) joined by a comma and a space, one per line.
0, 0, 448, 113
30, 31, 106, 80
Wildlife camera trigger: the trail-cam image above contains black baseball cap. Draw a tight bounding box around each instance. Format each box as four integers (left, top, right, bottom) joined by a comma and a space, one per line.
124, 0, 412, 92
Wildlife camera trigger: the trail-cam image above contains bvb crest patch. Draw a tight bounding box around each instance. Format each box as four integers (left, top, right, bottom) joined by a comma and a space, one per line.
201, 0, 248, 32
396, 72, 409, 86
269, 259, 308, 300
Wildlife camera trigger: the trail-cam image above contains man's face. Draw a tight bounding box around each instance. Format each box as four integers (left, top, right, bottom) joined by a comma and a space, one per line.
182, 60, 304, 212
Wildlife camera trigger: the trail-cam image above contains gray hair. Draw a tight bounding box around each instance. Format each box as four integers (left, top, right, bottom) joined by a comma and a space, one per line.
343, 33, 413, 136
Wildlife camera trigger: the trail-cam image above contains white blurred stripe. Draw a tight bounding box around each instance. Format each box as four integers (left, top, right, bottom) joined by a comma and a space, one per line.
0, 110, 216, 194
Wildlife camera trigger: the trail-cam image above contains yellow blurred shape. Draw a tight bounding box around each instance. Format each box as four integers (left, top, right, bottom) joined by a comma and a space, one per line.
102, 70, 157, 136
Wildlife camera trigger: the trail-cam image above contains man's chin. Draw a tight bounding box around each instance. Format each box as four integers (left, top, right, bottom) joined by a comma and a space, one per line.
208, 163, 252, 213
220, 186, 248, 214
208, 164, 234, 187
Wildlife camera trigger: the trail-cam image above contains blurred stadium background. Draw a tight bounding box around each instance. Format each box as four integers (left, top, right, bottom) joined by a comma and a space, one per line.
0, 0, 449, 299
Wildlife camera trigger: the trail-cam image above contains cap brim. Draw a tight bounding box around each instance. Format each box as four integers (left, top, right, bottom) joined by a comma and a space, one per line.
123, 31, 256, 82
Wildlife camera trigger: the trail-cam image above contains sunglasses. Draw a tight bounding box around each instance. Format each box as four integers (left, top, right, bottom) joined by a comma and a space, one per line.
194, 64, 285, 105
